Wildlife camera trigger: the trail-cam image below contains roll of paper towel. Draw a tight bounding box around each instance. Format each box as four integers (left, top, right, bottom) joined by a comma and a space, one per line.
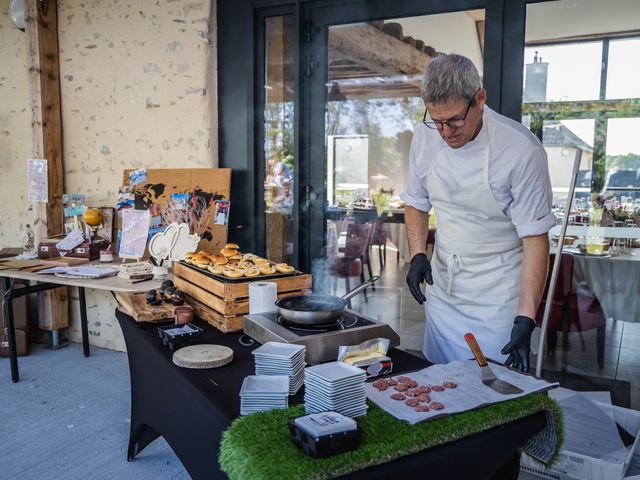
248, 282, 278, 314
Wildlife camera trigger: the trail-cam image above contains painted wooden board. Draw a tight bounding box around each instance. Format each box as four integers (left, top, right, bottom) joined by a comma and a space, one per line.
122, 168, 231, 253
114, 291, 180, 322
172, 344, 233, 369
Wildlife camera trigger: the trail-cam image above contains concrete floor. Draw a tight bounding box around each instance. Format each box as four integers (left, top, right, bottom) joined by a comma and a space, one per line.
0, 343, 189, 480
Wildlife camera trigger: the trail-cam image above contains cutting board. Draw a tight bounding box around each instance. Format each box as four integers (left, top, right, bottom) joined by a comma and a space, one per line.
115, 292, 181, 322
41, 256, 90, 266
0, 260, 44, 270
172, 344, 234, 369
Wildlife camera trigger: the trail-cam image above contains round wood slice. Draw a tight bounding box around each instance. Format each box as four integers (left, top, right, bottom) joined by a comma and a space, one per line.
172, 344, 234, 369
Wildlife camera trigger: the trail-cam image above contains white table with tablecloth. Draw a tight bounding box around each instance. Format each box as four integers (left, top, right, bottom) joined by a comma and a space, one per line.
570, 249, 640, 322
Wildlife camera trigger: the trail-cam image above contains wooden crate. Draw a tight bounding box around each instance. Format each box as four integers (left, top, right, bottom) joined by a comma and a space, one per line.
187, 296, 244, 333
173, 276, 310, 317
173, 262, 312, 300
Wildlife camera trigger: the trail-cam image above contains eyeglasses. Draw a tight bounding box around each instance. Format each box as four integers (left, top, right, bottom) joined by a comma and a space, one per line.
422, 92, 477, 130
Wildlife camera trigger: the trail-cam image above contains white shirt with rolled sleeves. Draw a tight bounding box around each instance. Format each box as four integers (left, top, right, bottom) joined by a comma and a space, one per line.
400, 106, 556, 238
400, 106, 556, 364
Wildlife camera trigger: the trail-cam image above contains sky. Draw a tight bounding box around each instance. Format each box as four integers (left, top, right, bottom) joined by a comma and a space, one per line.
524, 38, 640, 157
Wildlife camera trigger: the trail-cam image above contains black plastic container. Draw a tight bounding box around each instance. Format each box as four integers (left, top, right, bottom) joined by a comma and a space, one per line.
157, 323, 203, 351
288, 417, 362, 458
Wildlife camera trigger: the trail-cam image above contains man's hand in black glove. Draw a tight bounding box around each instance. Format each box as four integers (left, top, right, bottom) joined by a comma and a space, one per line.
406, 253, 433, 305
501, 315, 536, 373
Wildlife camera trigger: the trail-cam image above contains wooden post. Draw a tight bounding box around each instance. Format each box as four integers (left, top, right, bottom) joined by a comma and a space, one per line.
25, 0, 69, 332
25, 0, 64, 237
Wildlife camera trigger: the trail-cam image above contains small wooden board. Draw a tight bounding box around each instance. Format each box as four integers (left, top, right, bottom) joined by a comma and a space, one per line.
115, 291, 180, 322
0, 260, 44, 270
172, 344, 234, 369
41, 256, 90, 266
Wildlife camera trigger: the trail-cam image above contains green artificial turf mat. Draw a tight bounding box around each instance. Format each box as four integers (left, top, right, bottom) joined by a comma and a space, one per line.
219, 393, 563, 480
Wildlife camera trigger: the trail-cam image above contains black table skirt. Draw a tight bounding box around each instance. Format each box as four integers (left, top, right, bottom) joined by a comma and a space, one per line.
115, 309, 546, 480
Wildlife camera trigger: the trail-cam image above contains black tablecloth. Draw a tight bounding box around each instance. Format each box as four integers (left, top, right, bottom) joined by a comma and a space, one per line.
115, 309, 546, 480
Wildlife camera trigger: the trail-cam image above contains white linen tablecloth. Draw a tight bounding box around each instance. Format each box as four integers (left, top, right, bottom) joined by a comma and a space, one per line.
570, 249, 640, 322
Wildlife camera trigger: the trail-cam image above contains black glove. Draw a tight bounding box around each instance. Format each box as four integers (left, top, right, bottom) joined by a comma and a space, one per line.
501, 315, 536, 373
406, 253, 433, 305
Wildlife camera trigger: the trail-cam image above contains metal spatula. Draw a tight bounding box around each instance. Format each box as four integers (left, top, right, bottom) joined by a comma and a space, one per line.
464, 333, 523, 395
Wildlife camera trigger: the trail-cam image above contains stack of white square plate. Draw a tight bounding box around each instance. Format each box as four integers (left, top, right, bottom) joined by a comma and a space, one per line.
252, 342, 306, 395
304, 361, 368, 418
239, 375, 290, 415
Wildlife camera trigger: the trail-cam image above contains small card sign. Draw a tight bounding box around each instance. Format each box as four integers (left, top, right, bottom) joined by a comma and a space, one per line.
119, 209, 150, 259
27, 159, 48, 203
55, 229, 85, 254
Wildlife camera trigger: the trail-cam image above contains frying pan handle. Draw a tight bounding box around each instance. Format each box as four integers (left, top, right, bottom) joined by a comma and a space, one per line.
464, 333, 488, 367
341, 275, 380, 302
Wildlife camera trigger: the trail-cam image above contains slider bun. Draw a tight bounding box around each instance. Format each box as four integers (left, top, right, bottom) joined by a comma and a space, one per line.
260, 266, 276, 275
275, 264, 294, 273
212, 255, 228, 265
229, 254, 243, 261
207, 265, 224, 275
252, 257, 269, 266
220, 247, 238, 257
225, 243, 240, 250
223, 268, 244, 278
244, 269, 260, 277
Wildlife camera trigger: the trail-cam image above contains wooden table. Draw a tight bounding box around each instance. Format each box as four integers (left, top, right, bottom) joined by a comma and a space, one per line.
0, 262, 163, 383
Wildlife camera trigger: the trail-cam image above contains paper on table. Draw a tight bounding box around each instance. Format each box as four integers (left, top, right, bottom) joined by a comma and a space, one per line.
37, 266, 119, 278
55, 229, 85, 253
365, 360, 558, 425
551, 390, 628, 463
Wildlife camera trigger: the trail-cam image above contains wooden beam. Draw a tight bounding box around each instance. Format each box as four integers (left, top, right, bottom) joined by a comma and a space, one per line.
25, 0, 64, 240
25, 0, 69, 332
328, 23, 433, 80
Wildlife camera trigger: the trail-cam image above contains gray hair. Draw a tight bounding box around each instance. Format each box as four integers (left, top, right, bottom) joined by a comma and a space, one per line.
421, 54, 481, 105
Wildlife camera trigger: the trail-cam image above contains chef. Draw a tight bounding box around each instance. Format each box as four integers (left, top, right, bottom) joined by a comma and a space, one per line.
401, 54, 555, 372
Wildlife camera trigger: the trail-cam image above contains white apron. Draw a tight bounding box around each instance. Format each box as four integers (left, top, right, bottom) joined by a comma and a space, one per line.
423, 124, 523, 364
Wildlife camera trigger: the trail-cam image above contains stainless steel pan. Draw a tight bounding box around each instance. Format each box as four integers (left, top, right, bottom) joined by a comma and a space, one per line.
275, 276, 379, 326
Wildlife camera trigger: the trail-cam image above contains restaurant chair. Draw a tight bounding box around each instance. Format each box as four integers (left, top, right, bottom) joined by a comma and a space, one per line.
537, 253, 607, 369
369, 221, 388, 272
329, 222, 373, 306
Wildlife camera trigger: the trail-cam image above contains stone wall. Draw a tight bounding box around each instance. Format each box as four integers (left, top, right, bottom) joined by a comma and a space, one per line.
0, 0, 217, 351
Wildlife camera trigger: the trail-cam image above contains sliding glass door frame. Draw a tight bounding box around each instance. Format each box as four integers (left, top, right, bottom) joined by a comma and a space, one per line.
298, 0, 508, 272
218, 0, 549, 270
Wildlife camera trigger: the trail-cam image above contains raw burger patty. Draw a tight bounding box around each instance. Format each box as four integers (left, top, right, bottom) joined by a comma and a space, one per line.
431, 385, 445, 392
394, 384, 409, 392
443, 381, 458, 389
417, 393, 431, 403
405, 398, 419, 407
390, 393, 406, 401
430, 401, 445, 410
415, 404, 430, 412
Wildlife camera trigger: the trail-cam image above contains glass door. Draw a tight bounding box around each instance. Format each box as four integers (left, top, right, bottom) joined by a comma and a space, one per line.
262, 14, 296, 265
522, 0, 640, 409
302, 2, 491, 352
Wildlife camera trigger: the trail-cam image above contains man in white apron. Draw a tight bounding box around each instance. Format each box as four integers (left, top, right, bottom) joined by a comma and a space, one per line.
401, 54, 555, 372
